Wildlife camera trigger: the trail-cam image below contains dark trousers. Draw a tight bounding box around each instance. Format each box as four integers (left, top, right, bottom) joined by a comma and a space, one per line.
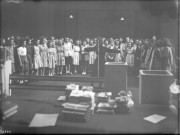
20, 56, 29, 75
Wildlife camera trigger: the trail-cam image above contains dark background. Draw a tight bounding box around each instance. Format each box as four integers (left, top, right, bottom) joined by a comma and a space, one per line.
0, 0, 178, 54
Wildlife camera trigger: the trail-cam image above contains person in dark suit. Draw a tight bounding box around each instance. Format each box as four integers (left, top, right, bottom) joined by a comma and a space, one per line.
13, 37, 21, 74
134, 40, 142, 75
26, 39, 34, 75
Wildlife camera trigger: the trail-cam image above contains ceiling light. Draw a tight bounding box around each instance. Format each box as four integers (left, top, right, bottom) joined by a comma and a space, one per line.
69, 15, 73, 19
120, 17, 125, 21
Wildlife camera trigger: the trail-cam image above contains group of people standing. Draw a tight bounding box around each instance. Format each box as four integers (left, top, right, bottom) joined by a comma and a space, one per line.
102, 36, 176, 75
0, 35, 176, 78
0, 36, 97, 76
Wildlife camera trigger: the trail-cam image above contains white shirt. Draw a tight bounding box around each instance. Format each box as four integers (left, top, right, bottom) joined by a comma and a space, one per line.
81, 45, 88, 54
17, 47, 27, 56
120, 43, 126, 51
64, 42, 73, 57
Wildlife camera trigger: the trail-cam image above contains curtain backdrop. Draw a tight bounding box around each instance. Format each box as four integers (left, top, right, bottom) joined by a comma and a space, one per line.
1, 0, 178, 46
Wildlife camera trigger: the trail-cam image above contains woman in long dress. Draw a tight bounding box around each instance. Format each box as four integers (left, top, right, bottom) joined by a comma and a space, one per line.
39, 38, 48, 76
48, 41, 56, 76
88, 39, 96, 73
56, 39, 65, 75
64, 38, 73, 74
126, 42, 135, 73
5, 39, 15, 74
120, 38, 126, 62
34, 39, 43, 76
73, 40, 80, 74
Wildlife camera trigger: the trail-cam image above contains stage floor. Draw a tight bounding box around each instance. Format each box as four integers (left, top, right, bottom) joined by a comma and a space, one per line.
2, 74, 178, 134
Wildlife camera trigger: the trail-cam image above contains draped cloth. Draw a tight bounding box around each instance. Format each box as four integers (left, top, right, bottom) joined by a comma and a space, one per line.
145, 47, 153, 70
149, 38, 176, 72
126, 47, 135, 67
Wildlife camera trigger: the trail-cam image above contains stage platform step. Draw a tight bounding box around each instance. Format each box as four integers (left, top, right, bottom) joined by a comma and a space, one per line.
10, 74, 104, 82
9, 84, 104, 92
9, 74, 105, 92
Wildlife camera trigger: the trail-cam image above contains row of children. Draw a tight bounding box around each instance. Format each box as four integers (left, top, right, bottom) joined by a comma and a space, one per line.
1, 37, 97, 76
0, 35, 176, 77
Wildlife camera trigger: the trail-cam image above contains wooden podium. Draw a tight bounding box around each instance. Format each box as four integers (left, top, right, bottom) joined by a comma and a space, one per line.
139, 70, 174, 105
105, 62, 127, 99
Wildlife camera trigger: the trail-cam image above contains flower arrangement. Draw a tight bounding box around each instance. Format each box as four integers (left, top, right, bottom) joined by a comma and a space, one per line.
115, 90, 134, 114
117, 90, 132, 98
169, 80, 180, 115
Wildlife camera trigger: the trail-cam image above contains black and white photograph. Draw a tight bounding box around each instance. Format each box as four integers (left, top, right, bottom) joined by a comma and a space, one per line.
0, 0, 179, 134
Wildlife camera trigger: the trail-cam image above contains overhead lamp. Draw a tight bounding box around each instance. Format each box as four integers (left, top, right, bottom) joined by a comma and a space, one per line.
120, 17, 125, 21
175, 0, 179, 12
69, 15, 73, 19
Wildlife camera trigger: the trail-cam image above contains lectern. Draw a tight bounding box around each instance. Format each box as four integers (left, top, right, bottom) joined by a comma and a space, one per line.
105, 62, 127, 98
139, 70, 174, 105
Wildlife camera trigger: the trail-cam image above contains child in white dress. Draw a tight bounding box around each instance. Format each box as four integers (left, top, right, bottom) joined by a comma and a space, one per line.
34, 39, 43, 76
48, 42, 56, 76
56, 39, 65, 74
73, 40, 80, 74
39, 38, 48, 76
88, 39, 96, 73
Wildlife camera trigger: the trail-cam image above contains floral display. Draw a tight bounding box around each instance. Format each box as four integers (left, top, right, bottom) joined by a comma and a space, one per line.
115, 90, 134, 114
169, 79, 180, 115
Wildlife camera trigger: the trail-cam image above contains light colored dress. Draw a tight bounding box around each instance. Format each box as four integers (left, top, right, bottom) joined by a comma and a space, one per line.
120, 43, 126, 56
64, 42, 73, 57
115, 52, 123, 62
39, 44, 48, 67
6, 45, 15, 72
114, 46, 122, 62
34, 46, 42, 69
48, 48, 56, 68
56, 45, 65, 66
126, 47, 134, 67
73, 45, 80, 65
89, 51, 96, 64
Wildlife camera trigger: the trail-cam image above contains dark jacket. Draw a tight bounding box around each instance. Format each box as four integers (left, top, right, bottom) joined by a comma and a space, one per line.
85, 44, 119, 77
